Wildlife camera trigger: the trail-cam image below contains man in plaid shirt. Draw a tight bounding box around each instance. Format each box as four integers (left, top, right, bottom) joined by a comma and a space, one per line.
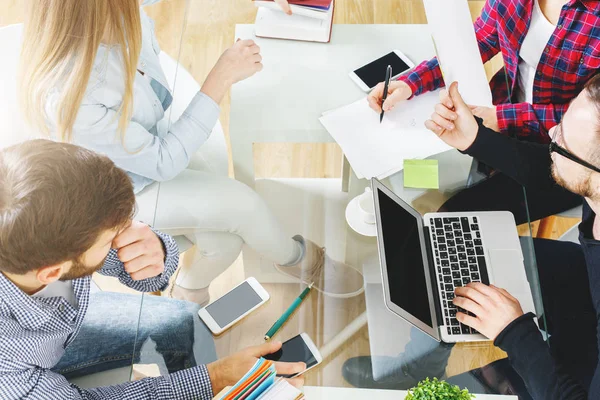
0, 140, 304, 399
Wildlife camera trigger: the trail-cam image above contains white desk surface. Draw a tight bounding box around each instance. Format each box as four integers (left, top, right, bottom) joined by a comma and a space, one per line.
304, 386, 518, 399
230, 24, 435, 186
231, 24, 434, 143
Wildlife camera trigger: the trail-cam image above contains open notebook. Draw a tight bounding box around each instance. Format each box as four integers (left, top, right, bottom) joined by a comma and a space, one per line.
254, 0, 334, 43
220, 358, 304, 400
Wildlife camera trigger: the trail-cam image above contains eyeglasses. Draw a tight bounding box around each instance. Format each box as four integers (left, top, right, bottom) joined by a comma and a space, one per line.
549, 124, 600, 174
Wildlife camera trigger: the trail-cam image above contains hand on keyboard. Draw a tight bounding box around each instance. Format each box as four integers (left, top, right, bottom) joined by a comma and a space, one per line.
453, 283, 524, 340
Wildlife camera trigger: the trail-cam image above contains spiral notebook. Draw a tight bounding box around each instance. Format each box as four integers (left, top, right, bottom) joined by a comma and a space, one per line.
220, 358, 304, 400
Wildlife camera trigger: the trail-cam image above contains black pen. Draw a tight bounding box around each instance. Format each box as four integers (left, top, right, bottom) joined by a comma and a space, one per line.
380, 65, 393, 123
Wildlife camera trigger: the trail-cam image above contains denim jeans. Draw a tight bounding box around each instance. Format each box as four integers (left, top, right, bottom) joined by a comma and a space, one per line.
52, 291, 217, 379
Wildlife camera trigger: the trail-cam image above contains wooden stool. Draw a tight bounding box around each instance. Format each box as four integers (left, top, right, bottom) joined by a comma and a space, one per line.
536, 215, 557, 239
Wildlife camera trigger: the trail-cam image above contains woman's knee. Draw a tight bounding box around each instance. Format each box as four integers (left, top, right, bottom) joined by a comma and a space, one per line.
193, 231, 244, 263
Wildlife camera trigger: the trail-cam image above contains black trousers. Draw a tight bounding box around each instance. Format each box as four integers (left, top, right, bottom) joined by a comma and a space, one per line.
439, 172, 582, 224
448, 239, 598, 399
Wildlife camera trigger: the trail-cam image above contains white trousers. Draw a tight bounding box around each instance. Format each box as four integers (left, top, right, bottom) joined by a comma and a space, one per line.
135, 123, 301, 289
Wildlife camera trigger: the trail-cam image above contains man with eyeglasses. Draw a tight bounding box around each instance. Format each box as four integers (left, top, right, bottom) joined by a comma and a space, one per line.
419, 77, 600, 398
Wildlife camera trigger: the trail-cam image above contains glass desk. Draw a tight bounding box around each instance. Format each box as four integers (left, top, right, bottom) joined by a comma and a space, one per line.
131, 148, 542, 397
129, 9, 544, 400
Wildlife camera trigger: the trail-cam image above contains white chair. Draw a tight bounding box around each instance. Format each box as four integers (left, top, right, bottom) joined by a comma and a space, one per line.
0, 23, 209, 388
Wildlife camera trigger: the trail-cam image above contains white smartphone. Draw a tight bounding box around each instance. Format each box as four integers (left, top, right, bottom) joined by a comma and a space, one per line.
198, 277, 269, 335
349, 50, 415, 92
264, 333, 323, 378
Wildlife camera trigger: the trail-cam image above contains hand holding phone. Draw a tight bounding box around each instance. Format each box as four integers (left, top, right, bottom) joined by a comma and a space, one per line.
264, 333, 323, 378
206, 341, 305, 394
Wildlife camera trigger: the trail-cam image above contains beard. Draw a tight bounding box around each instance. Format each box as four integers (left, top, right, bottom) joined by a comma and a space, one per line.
551, 160, 594, 198
60, 256, 107, 281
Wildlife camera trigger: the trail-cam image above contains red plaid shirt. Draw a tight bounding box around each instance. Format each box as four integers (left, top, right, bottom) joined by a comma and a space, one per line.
399, 0, 600, 143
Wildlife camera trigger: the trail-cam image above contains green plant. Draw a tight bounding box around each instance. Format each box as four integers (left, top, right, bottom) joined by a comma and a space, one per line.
404, 378, 475, 400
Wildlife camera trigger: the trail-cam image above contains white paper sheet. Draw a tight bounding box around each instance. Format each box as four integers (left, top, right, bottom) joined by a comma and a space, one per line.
422, 0, 493, 107
319, 90, 452, 180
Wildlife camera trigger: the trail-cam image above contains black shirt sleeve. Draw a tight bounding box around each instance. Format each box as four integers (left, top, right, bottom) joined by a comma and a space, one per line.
462, 118, 557, 189
494, 313, 588, 399
465, 120, 590, 398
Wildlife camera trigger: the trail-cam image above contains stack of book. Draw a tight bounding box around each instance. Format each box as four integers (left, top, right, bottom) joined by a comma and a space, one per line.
220, 358, 304, 400
253, 0, 335, 43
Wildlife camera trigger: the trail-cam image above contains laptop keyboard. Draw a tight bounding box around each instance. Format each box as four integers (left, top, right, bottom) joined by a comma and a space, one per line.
429, 216, 490, 336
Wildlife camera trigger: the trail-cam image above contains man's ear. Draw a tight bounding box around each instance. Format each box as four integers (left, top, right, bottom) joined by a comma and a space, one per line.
36, 263, 69, 285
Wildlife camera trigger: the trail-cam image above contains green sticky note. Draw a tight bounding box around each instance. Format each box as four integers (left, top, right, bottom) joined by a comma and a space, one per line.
404, 159, 439, 189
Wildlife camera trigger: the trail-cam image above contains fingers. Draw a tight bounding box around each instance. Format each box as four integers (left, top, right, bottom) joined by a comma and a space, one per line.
448, 81, 468, 110
368, 83, 384, 113
434, 103, 458, 122
124, 255, 157, 274
425, 119, 445, 136
275, 0, 292, 15
368, 96, 383, 113
430, 111, 455, 131
454, 285, 491, 308
117, 241, 152, 263
284, 376, 305, 389
452, 295, 484, 317
249, 341, 282, 357
456, 312, 481, 332
236, 39, 255, 47
382, 89, 406, 111
274, 361, 306, 376
111, 222, 138, 248
439, 88, 454, 110
466, 282, 502, 300
252, 54, 263, 64
129, 264, 164, 281
491, 284, 518, 302
249, 44, 261, 55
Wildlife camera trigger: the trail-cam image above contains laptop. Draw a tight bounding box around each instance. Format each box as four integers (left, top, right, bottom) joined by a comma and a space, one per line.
371, 178, 536, 343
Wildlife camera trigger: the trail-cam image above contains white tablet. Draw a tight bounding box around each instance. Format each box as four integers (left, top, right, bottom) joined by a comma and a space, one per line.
349, 50, 415, 92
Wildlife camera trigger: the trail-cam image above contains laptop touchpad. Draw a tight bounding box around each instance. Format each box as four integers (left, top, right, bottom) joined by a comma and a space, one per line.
488, 249, 529, 296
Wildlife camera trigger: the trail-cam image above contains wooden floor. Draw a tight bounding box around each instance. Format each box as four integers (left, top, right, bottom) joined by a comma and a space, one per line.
1, 0, 580, 390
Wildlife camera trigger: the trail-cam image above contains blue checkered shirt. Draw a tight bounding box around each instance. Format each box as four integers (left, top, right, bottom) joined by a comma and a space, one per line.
0, 230, 214, 399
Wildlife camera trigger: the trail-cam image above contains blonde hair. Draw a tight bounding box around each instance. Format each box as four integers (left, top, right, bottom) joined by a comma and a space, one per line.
19, 0, 142, 142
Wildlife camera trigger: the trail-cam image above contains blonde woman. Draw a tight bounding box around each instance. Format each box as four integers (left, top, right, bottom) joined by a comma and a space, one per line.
19, 0, 363, 304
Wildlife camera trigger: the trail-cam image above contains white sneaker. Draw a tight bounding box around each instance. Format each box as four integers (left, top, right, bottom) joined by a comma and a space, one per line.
169, 284, 210, 307
275, 238, 364, 298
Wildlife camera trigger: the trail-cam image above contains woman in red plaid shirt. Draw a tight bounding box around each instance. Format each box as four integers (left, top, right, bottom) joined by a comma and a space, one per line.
369, 0, 598, 223
370, 0, 600, 142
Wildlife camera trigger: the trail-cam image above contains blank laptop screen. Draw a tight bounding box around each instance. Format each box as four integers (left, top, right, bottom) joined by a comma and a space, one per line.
377, 188, 432, 327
